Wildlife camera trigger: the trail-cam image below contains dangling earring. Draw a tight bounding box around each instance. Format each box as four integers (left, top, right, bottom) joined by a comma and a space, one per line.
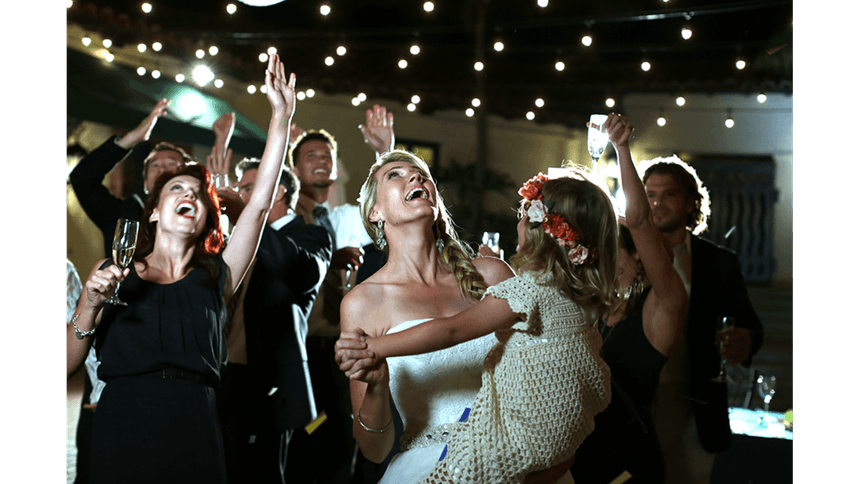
375, 219, 387, 250
433, 223, 445, 254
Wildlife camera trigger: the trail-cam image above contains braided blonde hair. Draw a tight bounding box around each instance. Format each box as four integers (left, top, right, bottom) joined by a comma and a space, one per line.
358, 150, 487, 300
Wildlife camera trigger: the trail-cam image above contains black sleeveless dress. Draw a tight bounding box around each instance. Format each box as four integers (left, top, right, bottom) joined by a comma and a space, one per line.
571, 287, 669, 483
89, 256, 228, 484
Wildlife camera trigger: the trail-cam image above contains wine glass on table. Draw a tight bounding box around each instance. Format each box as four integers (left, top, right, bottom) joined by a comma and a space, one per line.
711, 316, 735, 383
587, 114, 610, 165
104, 218, 139, 306
757, 374, 777, 413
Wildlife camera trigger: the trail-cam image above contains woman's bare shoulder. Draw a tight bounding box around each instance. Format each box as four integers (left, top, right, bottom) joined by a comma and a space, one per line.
471, 256, 516, 287
341, 275, 392, 334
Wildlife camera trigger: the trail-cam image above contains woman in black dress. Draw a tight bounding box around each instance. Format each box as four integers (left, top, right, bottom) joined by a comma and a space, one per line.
66, 54, 296, 484
571, 114, 688, 483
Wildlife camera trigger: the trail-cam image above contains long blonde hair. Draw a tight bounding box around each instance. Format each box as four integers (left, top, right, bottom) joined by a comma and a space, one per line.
510, 169, 619, 313
358, 150, 487, 300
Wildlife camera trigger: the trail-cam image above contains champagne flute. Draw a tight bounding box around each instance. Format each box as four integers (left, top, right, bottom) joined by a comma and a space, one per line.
105, 218, 139, 306
341, 233, 363, 292
482, 231, 500, 254
711, 316, 735, 383
587, 114, 610, 164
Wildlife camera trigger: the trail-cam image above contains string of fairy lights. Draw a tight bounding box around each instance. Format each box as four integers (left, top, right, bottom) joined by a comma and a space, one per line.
68, 0, 788, 129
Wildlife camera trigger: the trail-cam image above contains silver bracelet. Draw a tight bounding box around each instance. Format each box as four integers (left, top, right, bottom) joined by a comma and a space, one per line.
72, 313, 96, 340
213, 174, 229, 189
357, 411, 391, 433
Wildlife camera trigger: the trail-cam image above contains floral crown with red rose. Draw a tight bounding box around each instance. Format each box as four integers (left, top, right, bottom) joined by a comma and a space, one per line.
518, 173, 598, 266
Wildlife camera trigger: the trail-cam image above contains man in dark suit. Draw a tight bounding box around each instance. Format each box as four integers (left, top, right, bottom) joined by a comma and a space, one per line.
643, 156, 764, 483
217, 158, 332, 484
69, 98, 196, 258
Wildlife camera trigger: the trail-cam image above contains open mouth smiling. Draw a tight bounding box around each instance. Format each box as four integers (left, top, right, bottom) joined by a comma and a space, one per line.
175, 201, 198, 218
405, 187, 429, 202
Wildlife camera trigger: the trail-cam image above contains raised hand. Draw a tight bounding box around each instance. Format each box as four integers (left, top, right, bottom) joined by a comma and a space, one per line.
117, 98, 171, 150
359, 104, 395, 156
84, 265, 130, 311
264, 53, 296, 119
604, 112, 634, 148
212, 111, 236, 156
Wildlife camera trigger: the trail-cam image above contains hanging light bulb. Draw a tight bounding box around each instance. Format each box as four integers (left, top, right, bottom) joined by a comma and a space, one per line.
398, 59, 408, 69
526, 111, 536, 121
357, 93, 367, 102
151, 70, 161, 79
209, 46, 219, 56
82, 37, 92, 46
641, 61, 651, 72
297, 91, 306, 101
471, 98, 481, 107
407, 103, 417, 112
757, 93, 767, 103
142, 3, 152, 13
555, 61, 565, 71
336, 46, 347, 56
474, 61, 484, 71
175, 73, 185, 83
226, 4, 237, 15
681, 27, 693, 40
581, 35, 593, 47
196, 49, 205, 59
736, 59, 746, 70
102, 39, 112, 48
325, 56, 335, 66
192, 65, 214, 86
259, 53, 269, 63
410, 44, 421, 55
267, 46, 277, 55
214, 79, 224, 88
423, 2, 435, 13
411, 95, 421, 104
537, 0, 549, 7
605, 97, 616, 108
137, 43, 147, 53
657, 108, 667, 127
306, 89, 316, 98
535, 98, 545, 108
137, 67, 147, 76
247, 85, 257, 94
494, 41, 504, 52
725, 109, 734, 128
465, 108, 475, 117
675, 96, 686, 107
351, 97, 360, 106
152, 42, 162, 52
320, 4, 331, 16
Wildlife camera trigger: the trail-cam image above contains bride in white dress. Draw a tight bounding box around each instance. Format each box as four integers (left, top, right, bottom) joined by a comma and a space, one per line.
338, 150, 573, 483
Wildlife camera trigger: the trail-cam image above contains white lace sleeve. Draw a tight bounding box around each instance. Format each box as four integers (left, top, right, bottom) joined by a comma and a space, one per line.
483, 274, 538, 321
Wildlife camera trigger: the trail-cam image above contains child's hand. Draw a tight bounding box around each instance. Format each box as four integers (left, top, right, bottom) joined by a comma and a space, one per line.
604, 113, 634, 148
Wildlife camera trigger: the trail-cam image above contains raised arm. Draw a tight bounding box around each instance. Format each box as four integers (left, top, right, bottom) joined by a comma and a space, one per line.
208, 112, 235, 189
606, 113, 686, 353
221, 54, 295, 296
359, 104, 395, 157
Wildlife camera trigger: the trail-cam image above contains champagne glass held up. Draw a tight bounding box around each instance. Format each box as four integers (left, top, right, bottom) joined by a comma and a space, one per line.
587, 114, 610, 164
711, 316, 735, 383
105, 218, 139, 306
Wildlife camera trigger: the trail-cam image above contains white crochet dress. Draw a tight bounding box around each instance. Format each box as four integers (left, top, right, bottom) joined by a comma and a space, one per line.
421, 272, 611, 484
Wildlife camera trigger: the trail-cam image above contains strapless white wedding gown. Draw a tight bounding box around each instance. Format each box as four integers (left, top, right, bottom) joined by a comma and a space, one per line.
378, 318, 496, 484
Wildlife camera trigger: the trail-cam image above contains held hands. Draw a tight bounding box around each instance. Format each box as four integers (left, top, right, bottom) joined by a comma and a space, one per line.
359, 104, 395, 155
603, 113, 634, 149
264, 53, 297, 119
117, 98, 171, 150
335, 330, 385, 381
716, 326, 753, 364
84, 265, 130, 311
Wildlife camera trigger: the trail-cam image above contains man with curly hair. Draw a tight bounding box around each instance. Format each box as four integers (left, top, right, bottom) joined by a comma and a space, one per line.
642, 156, 764, 484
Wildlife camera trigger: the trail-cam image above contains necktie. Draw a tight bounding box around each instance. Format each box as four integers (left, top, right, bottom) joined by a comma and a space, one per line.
312, 205, 336, 243
312, 204, 342, 326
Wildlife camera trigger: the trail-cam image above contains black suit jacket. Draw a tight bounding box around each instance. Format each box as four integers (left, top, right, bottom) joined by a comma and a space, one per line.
69, 136, 146, 258
242, 217, 332, 432
687, 234, 764, 452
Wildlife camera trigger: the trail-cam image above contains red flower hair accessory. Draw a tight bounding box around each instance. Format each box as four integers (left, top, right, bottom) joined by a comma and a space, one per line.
520, 173, 597, 266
